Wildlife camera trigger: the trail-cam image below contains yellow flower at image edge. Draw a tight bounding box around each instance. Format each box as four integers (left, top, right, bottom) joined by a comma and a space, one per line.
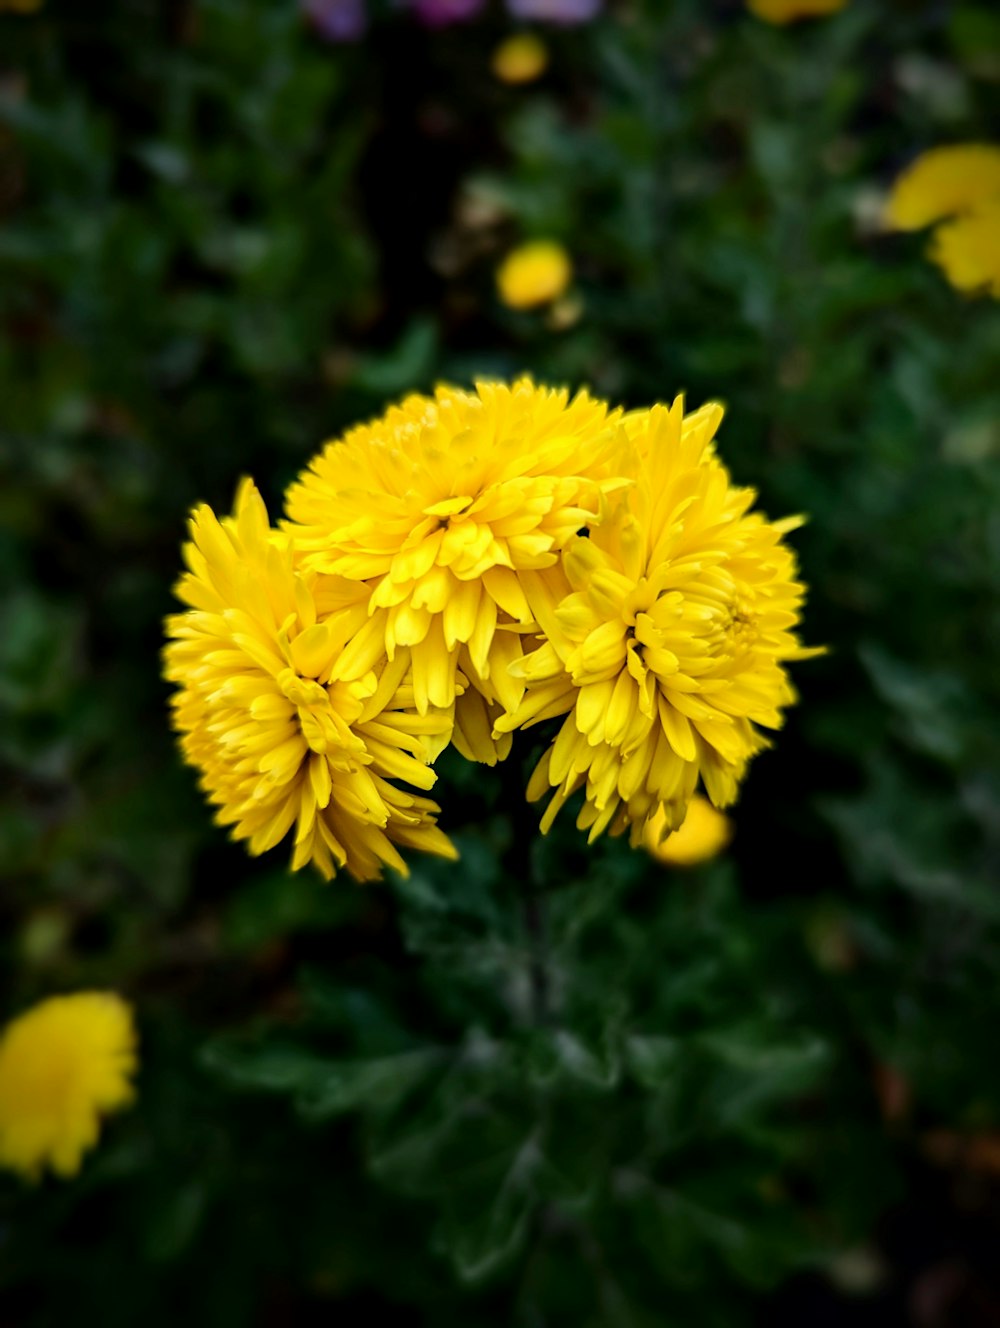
747, 0, 848, 22
884, 144, 1000, 299
930, 199, 1000, 297
0, 993, 137, 1182
884, 144, 1000, 231
0, 0, 44, 12
644, 795, 732, 868
497, 241, 572, 310
493, 33, 548, 85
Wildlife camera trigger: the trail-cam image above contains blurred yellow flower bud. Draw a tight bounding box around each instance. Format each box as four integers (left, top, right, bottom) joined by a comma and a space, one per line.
492, 32, 549, 85
643, 795, 733, 869
496, 240, 572, 310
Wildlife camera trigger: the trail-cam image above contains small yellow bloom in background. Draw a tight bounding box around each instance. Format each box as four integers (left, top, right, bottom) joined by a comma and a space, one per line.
884, 144, 1000, 299
929, 199, 1000, 298
492, 32, 549, 85
747, 0, 848, 23
0, 993, 137, 1182
496, 240, 572, 310
0, 0, 44, 12
644, 795, 733, 869
884, 145, 1000, 231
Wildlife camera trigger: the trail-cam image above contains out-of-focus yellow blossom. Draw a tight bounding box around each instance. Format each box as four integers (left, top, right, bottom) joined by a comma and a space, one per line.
644, 794, 733, 868
884, 145, 1000, 231
283, 379, 630, 766
747, 0, 848, 22
496, 240, 572, 310
929, 199, 1000, 297
0, 993, 137, 1182
492, 32, 549, 84
885, 144, 1000, 298
164, 479, 456, 880
0, 0, 44, 12
499, 398, 821, 846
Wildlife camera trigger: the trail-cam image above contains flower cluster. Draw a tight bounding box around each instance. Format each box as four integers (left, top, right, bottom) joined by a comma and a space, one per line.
165, 380, 819, 881
885, 144, 1000, 299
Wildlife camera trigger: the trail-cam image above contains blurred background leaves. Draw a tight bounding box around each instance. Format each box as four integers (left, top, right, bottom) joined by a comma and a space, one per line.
2, 0, 1000, 1324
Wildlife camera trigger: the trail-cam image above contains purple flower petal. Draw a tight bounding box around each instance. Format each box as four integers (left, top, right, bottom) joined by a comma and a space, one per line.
506, 0, 602, 22
303, 0, 367, 43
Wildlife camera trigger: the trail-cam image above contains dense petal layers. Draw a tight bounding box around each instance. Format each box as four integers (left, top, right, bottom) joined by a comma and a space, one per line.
164, 480, 456, 881
168, 379, 818, 874
283, 378, 630, 760
499, 397, 820, 844
0, 993, 137, 1181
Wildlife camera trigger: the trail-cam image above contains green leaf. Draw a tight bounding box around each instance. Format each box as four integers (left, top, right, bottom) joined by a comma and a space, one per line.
202, 1039, 447, 1121
442, 1134, 541, 1285
297, 1048, 449, 1121
626, 1036, 683, 1090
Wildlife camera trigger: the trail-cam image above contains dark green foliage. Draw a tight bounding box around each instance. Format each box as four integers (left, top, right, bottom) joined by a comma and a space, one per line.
2, 1, 1000, 1324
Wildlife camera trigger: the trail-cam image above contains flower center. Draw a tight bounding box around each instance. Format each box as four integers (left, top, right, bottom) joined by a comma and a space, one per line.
624, 624, 645, 661
278, 668, 362, 755
722, 596, 758, 651
424, 494, 476, 531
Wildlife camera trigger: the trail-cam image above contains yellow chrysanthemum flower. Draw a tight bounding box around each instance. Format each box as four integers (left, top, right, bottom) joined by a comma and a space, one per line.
496, 241, 572, 310
644, 794, 733, 868
492, 32, 549, 85
500, 397, 820, 845
929, 199, 1000, 297
164, 479, 456, 881
0, 993, 137, 1182
283, 379, 629, 765
747, 0, 848, 22
884, 144, 1000, 231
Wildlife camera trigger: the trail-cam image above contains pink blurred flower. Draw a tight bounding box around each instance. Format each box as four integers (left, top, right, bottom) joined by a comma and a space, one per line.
410, 0, 486, 27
